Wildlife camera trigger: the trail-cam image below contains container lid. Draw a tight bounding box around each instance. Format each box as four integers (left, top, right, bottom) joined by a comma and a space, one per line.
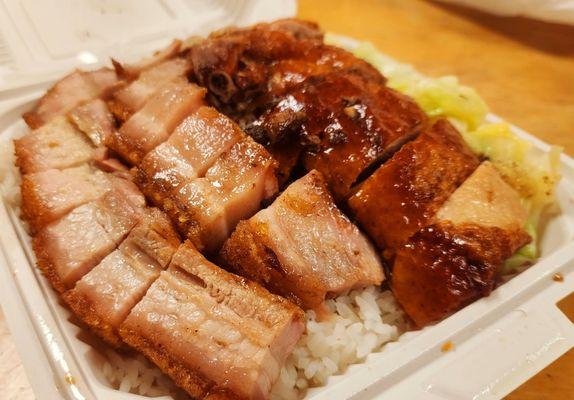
0, 0, 296, 95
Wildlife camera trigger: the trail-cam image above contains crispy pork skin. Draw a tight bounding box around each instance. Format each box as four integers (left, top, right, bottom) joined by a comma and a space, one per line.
33, 180, 145, 293
112, 39, 182, 80
135, 106, 243, 202
107, 58, 192, 122
64, 209, 180, 346
20, 165, 110, 232
14, 117, 95, 175
23, 68, 120, 129
348, 119, 480, 252
120, 242, 305, 400
392, 162, 531, 327
220, 170, 383, 309
68, 99, 116, 146
107, 80, 205, 165
166, 136, 278, 253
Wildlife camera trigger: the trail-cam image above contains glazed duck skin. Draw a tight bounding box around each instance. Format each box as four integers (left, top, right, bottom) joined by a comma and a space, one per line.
120, 242, 305, 400
64, 209, 180, 347
392, 162, 531, 327
220, 170, 384, 309
348, 119, 480, 252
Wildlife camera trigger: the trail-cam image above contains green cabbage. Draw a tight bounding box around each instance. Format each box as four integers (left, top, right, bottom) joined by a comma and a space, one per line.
326, 34, 562, 271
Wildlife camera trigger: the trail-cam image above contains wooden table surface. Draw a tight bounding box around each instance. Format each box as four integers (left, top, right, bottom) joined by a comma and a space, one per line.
1, 1, 573, 399
298, 1, 574, 399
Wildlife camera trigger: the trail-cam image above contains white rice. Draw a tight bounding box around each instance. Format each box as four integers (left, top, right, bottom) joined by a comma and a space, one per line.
0, 140, 21, 207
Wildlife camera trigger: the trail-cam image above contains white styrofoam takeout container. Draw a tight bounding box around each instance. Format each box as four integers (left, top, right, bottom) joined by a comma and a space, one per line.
1, 1, 573, 399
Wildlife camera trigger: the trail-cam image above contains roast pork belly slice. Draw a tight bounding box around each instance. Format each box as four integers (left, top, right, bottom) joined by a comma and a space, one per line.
108, 58, 193, 122
23, 68, 121, 129
220, 170, 383, 309
167, 136, 278, 253
68, 99, 116, 146
120, 242, 305, 400
63, 209, 180, 347
348, 119, 480, 253
33, 180, 145, 293
20, 165, 111, 232
392, 162, 531, 327
112, 39, 182, 80
14, 116, 95, 175
135, 106, 242, 202
108, 80, 206, 165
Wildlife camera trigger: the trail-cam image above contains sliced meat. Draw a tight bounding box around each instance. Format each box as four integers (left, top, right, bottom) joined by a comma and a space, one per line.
23, 68, 121, 129
63, 209, 180, 346
68, 99, 116, 146
33, 180, 145, 293
348, 119, 480, 252
167, 136, 278, 253
107, 80, 205, 165
120, 241, 305, 400
135, 106, 242, 202
107, 58, 192, 122
20, 165, 110, 232
254, 72, 426, 200
112, 39, 182, 80
14, 116, 95, 175
220, 170, 383, 309
392, 162, 531, 327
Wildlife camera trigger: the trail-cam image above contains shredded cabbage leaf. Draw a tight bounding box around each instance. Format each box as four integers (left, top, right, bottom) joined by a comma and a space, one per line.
326, 34, 562, 271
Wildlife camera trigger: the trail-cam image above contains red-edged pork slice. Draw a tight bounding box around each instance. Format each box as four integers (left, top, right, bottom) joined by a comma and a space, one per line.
107, 58, 192, 122
112, 40, 182, 80
135, 106, 242, 202
107, 80, 205, 165
120, 241, 305, 400
20, 165, 111, 232
220, 170, 383, 309
63, 209, 180, 346
68, 99, 116, 146
348, 119, 480, 253
14, 116, 95, 175
33, 179, 145, 293
23, 68, 120, 129
166, 136, 277, 253
392, 162, 531, 327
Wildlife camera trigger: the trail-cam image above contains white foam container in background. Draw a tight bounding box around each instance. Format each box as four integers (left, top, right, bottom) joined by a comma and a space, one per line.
0, 1, 573, 399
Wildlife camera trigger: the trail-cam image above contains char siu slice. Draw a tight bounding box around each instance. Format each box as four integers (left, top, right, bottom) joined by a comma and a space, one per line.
120, 241, 304, 400
392, 162, 531, 327
33, 179, 145, 293
14, 116, 95, 175
107, 80, 205, 165
64, 209, 180, 347
220, 170, 383, 309
23, 68, 120, 129
348, 119, 480, 252
108, 58, 193, 122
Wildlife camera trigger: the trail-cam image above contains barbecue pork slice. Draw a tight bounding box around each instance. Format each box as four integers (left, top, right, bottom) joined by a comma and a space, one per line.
120, 241, 305, 400
220, 170, 383, 309
391, 162, 531, 327
68, 98, 116, 146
